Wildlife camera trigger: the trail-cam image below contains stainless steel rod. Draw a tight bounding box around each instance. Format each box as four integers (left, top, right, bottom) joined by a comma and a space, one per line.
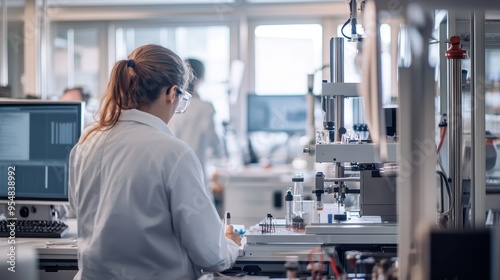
1, 0, 8, 85
449, 58, 463, 229
330, 37, 345, 144
330, 37, 344, 83
330, 37, 345, 182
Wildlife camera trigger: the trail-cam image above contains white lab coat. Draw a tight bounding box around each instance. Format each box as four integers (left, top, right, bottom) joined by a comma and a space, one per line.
168, 96, 222, 195
69, 109, 238, 280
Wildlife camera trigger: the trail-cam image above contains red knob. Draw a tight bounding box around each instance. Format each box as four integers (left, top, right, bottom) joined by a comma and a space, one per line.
445, 35, 466, 59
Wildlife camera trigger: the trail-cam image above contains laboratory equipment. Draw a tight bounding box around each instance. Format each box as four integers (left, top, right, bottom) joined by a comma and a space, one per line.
344, 251, 397, 279
446, 36, 467, 229
285, 188, 293, 228
239, 2, 500, 279
310, 35, 398, 222
259, 213, 276, 234
239, 11, 398, 278
291, 173, 305, 230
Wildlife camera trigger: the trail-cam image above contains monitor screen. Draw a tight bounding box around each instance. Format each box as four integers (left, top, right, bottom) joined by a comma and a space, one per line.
0, 101, 83, 202
247, 94, 310, 134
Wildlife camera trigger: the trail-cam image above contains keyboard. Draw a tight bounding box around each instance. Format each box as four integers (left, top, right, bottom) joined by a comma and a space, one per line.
0, 220, 69, 238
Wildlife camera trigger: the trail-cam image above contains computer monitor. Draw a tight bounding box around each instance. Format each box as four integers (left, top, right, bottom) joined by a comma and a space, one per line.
247, 94, 310, 134
0, 100, 83, 203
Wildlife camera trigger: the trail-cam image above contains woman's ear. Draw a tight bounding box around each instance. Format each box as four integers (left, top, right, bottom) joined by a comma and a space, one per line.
166, 85, 177, 104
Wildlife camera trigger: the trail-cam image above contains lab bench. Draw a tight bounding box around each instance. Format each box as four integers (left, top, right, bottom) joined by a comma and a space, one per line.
0, 217, 398, 280
0, 219, 250, 280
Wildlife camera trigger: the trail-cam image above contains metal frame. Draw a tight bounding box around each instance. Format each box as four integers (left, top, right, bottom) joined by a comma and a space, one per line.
471, 12, 486, 227
0, 0, 7, 86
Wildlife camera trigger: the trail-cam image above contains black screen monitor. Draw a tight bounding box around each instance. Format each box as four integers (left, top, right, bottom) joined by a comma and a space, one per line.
0, 100, 83, 202
247, 94, 311, 134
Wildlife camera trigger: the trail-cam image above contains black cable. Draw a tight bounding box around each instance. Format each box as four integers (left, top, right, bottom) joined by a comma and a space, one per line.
341, 18, 352, 40
350, 0, 357, 37
351, 18, 357, 38
436, 170, 451, 213
438, 171, 444, 213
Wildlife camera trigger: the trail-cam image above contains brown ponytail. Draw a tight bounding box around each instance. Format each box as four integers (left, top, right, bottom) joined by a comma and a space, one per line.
80, 44, 192, 142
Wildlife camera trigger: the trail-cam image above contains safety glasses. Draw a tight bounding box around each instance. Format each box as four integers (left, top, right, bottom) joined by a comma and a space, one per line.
175, 88, 192, 114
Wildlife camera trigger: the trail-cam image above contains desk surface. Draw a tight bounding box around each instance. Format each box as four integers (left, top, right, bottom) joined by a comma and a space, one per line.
0, 219, 78, 259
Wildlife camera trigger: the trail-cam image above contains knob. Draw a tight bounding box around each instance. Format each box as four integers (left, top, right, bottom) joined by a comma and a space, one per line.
20, 206, 30, 218
303, 147, 311, 154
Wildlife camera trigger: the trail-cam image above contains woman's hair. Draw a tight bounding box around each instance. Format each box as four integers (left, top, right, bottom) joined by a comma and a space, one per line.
80, 44, 191, 142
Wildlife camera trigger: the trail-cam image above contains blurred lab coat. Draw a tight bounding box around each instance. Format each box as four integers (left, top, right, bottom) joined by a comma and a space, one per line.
69, 109, 238, 280
168, 96, 223, 196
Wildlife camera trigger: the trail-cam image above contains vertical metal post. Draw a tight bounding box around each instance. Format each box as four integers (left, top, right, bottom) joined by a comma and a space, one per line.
305, 74, 316, 170
446, 36, 466, 229
396, 7, 437, 278
472, 11, 486, 227
24, 0, 39, 95
307, 74, 316, 142
398, 29, 437, 280
330, 37, 344, 143
1, 0, 8, 86
450, 58, 463, 228
470, 13, 475, 227
330, 37, 345, 182
438, 16, 449, 177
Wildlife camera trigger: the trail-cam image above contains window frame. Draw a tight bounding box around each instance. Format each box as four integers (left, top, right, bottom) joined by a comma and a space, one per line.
48, 21, 109, 99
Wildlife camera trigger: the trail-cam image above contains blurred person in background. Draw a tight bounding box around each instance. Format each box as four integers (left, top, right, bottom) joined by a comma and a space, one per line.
168, 58, 225, 215
61, 86, 98, 127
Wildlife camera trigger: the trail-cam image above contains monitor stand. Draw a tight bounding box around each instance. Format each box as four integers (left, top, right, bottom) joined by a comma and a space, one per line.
1, 203, 62, 221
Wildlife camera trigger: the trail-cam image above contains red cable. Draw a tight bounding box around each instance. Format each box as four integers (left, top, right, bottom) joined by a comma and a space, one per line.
437, 126, 447, 154
329, 256, 341, 279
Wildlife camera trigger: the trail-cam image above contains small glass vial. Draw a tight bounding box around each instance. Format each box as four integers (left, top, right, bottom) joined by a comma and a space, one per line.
292, 173, 304, 218
285, 188, 293, 229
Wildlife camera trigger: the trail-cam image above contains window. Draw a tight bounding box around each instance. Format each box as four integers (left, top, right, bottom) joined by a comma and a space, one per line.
254, 24, 322, 95
6, 22, 24, 97
115, 25, 231, 128
51, 27, 100, 99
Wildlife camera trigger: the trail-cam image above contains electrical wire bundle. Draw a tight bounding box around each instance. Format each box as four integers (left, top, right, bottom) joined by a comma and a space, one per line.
436, 113, 453, 227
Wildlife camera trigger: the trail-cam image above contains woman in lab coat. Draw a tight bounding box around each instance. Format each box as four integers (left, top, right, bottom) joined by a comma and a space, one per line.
68, 44, 241, 280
